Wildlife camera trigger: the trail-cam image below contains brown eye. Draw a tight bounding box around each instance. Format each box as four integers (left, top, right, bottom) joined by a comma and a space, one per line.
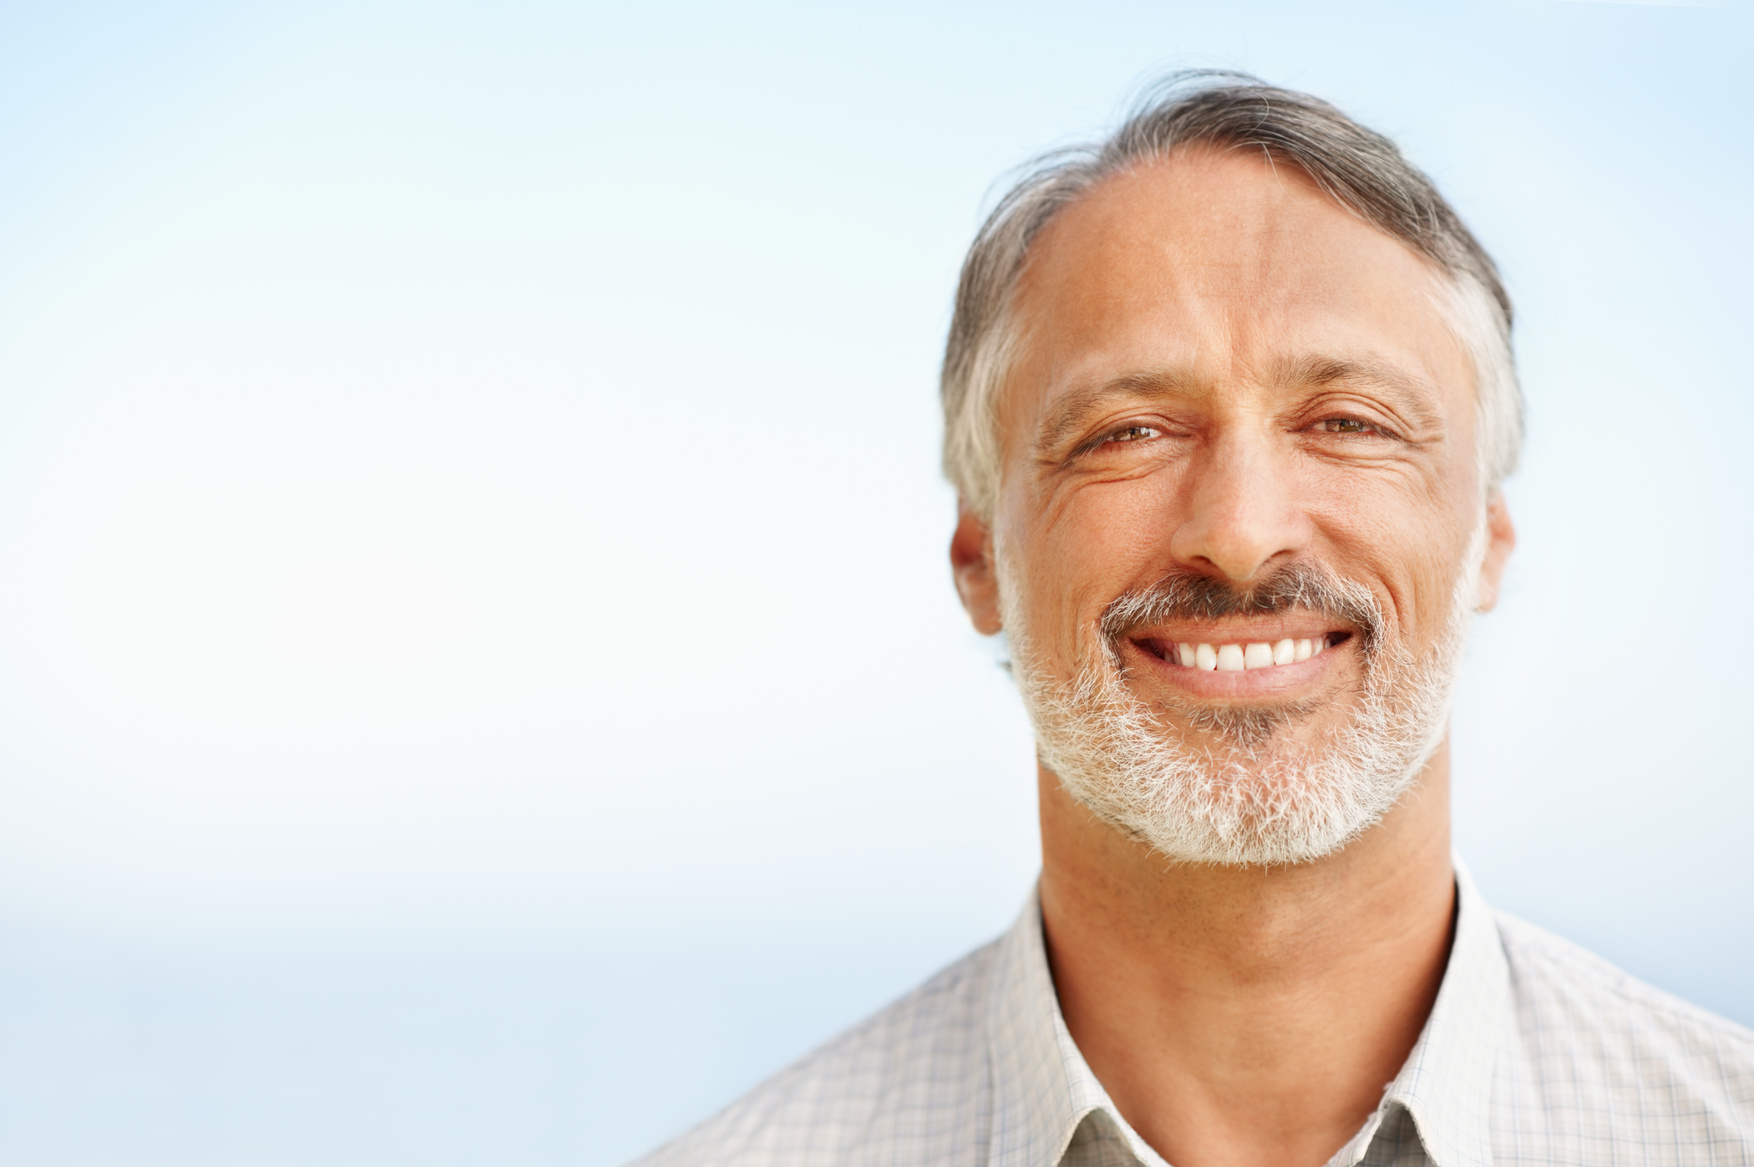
1107, 425, 1160, 443
1321, 418, 1374, 434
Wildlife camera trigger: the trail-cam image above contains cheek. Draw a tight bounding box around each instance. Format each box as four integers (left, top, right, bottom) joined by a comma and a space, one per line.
1304, 469, 1478, 641
999, 482, 1167, 649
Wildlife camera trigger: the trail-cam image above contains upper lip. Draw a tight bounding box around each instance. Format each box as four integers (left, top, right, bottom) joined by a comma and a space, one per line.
1125, 620, 1356, 645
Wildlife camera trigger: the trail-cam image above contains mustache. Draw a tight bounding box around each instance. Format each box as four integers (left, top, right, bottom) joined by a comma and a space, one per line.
1098, 562, 1384, 649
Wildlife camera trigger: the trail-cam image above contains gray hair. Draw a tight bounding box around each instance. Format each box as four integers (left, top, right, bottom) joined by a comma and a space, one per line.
941, 72, 1522, 520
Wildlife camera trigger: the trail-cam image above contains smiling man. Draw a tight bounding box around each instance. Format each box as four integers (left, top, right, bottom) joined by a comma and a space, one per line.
635, 74, 1754, 1167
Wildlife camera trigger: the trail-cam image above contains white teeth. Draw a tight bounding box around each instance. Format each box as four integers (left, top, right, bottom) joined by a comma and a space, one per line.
1178, 637, 1332, 670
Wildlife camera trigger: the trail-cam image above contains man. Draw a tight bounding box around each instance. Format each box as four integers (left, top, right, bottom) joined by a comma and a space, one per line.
635, 74, 1754, 1167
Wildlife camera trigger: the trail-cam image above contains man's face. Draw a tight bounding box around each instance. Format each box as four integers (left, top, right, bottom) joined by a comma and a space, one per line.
953, 146, 1514, 863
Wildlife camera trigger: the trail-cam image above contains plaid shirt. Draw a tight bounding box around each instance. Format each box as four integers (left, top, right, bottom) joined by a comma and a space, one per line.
635, 862, 1754, 1166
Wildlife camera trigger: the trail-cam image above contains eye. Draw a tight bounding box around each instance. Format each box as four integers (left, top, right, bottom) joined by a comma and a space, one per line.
1318, 417, 1379, 435
1104, 424, 1162, 444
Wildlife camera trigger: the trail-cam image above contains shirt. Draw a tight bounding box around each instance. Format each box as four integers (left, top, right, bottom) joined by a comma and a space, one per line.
633, 862, 1754, 1166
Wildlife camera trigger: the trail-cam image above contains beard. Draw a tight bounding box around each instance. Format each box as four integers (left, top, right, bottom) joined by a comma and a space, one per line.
1000, 530, 1483, 867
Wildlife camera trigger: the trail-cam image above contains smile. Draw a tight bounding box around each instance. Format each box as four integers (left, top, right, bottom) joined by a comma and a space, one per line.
1131, 630, 1357, 679
1172, 635, 1340, 672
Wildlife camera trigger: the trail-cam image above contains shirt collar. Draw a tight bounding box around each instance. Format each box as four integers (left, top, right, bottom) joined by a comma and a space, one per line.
1340, 857, 1509, 1167
983, 857, 1510, 1167
983, 883, 1168, 1167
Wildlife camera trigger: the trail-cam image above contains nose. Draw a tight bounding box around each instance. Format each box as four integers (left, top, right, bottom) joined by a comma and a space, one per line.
1168, 428, 1313, 583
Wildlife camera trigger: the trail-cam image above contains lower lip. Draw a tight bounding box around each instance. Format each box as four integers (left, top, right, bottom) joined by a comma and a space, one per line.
1126, 638, 1349, 698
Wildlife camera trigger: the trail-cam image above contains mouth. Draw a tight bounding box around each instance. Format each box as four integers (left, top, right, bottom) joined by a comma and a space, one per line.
1124, 626, 1360, 698
1144, 631, 1355, 672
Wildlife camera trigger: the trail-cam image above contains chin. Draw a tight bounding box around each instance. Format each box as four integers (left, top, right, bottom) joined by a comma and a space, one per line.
1016, 629, 1461, 868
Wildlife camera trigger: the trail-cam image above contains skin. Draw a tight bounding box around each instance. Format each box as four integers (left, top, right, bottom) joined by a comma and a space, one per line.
948, 147, 1516, 1167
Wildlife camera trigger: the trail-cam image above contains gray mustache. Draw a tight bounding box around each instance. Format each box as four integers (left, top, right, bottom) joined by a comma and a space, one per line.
1098, 564, 1383, 648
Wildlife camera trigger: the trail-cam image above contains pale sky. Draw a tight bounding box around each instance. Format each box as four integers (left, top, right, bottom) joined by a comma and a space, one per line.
0, 0, 1748, 1030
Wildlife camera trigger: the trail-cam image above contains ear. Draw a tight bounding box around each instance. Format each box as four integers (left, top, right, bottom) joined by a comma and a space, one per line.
950, 506, 1004, 636
1473, 490, 1517, 612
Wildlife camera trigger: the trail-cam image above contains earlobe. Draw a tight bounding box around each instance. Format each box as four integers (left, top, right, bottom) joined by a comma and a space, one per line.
1473, 491, 1517, 613
950, 507, 1004, 636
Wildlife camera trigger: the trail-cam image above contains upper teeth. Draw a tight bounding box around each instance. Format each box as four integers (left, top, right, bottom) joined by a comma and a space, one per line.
1175, 638, 1325, 671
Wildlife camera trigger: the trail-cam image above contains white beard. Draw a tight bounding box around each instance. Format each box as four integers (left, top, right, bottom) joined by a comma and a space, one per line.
1000, 526, 1484, 867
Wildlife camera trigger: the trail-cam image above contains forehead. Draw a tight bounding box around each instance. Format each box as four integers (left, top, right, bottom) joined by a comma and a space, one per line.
1006, 147, 1470, 422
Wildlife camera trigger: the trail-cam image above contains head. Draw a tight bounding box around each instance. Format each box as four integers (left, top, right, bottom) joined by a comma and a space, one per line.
943, 74, 1520, 866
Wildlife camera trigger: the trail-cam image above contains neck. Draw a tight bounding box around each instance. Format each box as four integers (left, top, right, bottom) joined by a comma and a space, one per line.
1037, 746, 1455, 1167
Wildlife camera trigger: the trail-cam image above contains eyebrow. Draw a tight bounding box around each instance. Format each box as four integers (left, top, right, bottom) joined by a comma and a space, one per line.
1277, 354, 1444, 431
1035, 369, 1192, 455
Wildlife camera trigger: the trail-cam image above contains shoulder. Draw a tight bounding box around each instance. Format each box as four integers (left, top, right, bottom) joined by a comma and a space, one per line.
627, 939, 1002, 1167
1495, 910, 1754, 1066
1492, 911, 1754, 1159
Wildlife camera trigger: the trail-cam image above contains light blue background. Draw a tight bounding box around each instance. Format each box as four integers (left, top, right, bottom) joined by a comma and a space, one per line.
0, 1, 1749, 1163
